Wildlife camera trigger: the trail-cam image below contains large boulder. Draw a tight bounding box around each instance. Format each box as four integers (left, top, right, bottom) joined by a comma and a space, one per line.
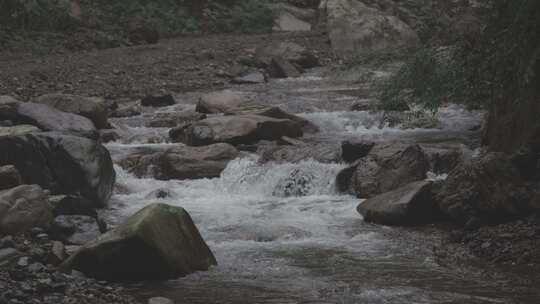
436, 152, 538, 225
33, 94, 109, 129
357, 181, 439, 226
320, 0, 419, 57
118, 143, 239, 180
196, 91, 247, 114
0, 185, 53, 234
16, 102, 97, 137
337, 143, 429, 198
0, 132, 115, 207
271, 3, 315, 32
170, 115, 303, 146
61, 203, 217, 281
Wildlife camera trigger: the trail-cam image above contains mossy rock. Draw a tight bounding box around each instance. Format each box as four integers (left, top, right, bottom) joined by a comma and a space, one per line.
61, 203, 216, 281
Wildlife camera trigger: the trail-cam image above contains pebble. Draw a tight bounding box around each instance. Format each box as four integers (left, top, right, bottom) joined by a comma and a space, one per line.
148, 297, 175, 304
17, 257, 29, 267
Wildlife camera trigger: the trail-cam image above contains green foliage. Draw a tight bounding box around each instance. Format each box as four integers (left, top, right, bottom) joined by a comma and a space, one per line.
207, 0, 274, 33
0, 0, 75, 31
378, 48, 467, 112
378, 0, 540, 113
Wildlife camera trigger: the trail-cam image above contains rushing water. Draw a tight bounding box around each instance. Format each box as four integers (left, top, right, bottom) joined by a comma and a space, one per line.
106, 71, 540, 303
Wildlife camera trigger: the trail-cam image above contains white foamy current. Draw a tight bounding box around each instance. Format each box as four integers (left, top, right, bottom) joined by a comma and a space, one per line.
106, 75, 537, 304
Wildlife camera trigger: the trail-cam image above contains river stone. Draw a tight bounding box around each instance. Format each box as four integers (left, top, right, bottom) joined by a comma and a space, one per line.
145, 111, 206, 128
196, 90, 247, 114
320, 0, 419, 57
16, 102, 97, 138
337, 143, 429, 198
0, 95, 20, 122
0, 248, 20, 266
273, 11, 312, 32
256, 42, 319, 69
223, 104, 318, 133
0, 165, 22, 191
51, 215, 101, 245
0, 185, 53, 235
141, 94, 175, 107
232, 71, 266, 84
341, 140, 375, 163
436, 152, 537, 225
267, 57, 302, 78
0, 124, 41, 137
33, 93, 109, 129
0, 132, 115, 207
148, 297, 174, 304
61, 203, 217, 281
171, 115, 303, 146
118, 143, 239, 180
357, 181, 439, 226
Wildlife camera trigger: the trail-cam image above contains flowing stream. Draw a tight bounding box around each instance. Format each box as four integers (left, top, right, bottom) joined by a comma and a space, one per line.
105, 69, 540, 303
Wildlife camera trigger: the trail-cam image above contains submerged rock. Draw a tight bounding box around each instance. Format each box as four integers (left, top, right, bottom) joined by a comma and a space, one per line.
357, 181, 440, 226
0, 185, 53, 235
170, 115, 303, 146
33, 94, 109, 129
0, 132, 115, 207
62, 203, 217, 281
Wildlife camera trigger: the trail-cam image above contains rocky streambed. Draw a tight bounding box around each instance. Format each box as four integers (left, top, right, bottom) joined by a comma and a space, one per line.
1, 38, 540, 304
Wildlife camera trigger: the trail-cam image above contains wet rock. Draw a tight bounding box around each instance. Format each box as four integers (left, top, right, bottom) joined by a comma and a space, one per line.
0, 95, 20, 122
16, 102, 97, 138
321, 0, 419, 57
99, 129, 120, 143
0, 185, 53, 235
0, 248, 19, 265
49, 195, 98, 218
118, 143, 239, 180
111, 105, 141, 118
341, 140, 375, 163
259, 142, 341, 164
337, 143, 429, 198
49, 241, 66, 265
273, 168, 315, 197
51, 215, 101, 245
62, 203, 217, 281
196, 90, 247, 114
437, 152, 537, 225
256, 42, 319, 69
357, 181, 441, 226
171, 115, 303, 146
145, 111, 206, 128
33, 94, 109, 129
141, 94, 175, 107
223, 104, 318, 134
0, 124, 41, 137
0, 132, 115, 207
232, 71, 266, 84
145, 188, 178, 200
149, 297, 175, 304
0, 165, 22, 191
267, 57, 302, 78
